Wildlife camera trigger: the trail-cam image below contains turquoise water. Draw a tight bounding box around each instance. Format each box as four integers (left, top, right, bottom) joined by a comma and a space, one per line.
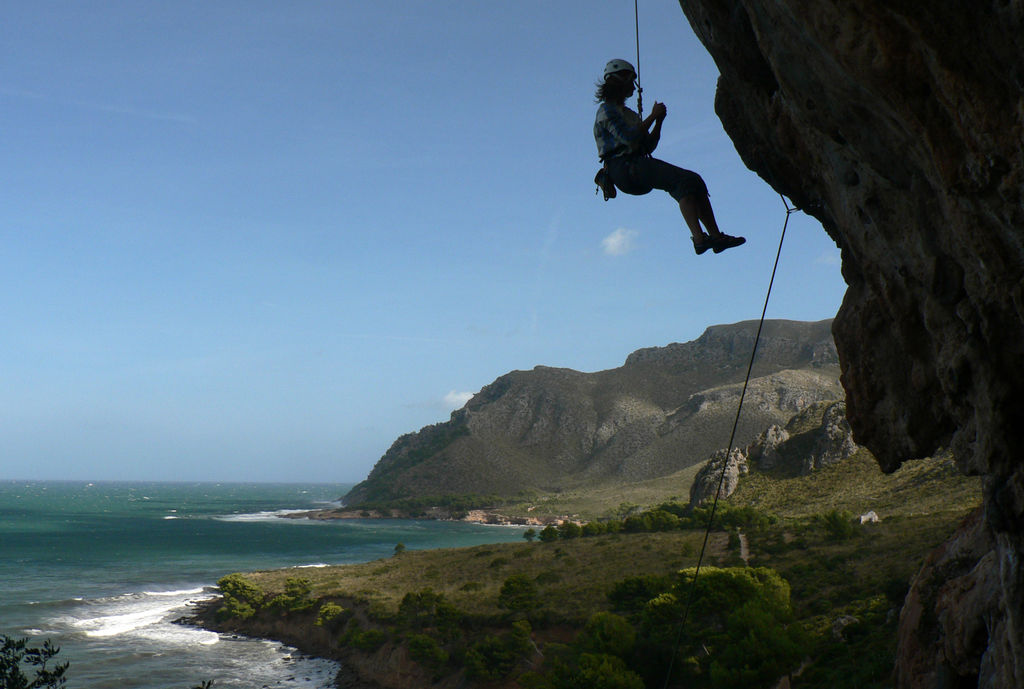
0, 481, 526, 688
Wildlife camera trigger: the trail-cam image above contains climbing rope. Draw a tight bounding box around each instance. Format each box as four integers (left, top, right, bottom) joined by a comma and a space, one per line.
633, 0, 644, 118
661, 194, 799, 689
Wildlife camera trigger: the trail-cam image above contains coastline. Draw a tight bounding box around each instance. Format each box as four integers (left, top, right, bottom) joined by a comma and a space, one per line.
282, 507, 556, 527
181, 526, 737, 689
184, 512, 548, 688
185, 582, 473, 689
2, 481, 389, 689
182, 600, 379, 689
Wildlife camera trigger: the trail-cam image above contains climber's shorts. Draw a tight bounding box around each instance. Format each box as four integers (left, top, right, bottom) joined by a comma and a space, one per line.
606, 155, 708, 201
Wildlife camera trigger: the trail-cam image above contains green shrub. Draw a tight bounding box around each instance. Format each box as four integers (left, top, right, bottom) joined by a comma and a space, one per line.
679, 504, 777, 532
397, 588, 462, 641
603, 520, 623, 534
794, 597, 896, 689
655, 501, 689, 517
646, 510, 681, 532
578, 612, 636, 658
399, 589, 447, 626
268, 577, 314, 612
821, 510, 858, 541
622, 514, 651, 533
557, 652, 645, 689
632, 567, 805, 689
557, 522, 583, 539
407, 633, 448, 672
607, 574, 673, 614
218, 573, 264, 603
1, 635, 69, 689
615, 502, 639, 518
719, 505, 777, 531
216, 573, 265, 620
315, 602, 346, 627
499, 574, 539, 613
342, 622, 387, 651
539, 525, 559, 542
464, 620, 532, 680
582, 521, 607, 536
535, 570, 562, 585
399, 588, 444, 618
282, 577, 311, 600
218, 597, 257, 621
465, 636, 515, 680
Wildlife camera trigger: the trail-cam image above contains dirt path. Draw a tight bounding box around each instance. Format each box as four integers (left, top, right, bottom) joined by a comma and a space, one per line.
738, 529, 750, 565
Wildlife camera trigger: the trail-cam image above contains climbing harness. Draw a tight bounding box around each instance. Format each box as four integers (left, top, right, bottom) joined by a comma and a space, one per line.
661, 194, 799, 689
595, 167, 617, 200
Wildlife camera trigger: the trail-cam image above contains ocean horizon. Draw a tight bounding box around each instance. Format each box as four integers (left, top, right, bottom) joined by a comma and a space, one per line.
0, 480, 527, 688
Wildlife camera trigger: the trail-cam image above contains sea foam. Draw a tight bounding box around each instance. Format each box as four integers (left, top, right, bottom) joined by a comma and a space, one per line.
58, 589, 217, 644
213, 509, 315, 523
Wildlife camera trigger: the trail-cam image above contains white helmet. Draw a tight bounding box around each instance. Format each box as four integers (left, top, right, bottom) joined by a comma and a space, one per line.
603, 59, 636, 82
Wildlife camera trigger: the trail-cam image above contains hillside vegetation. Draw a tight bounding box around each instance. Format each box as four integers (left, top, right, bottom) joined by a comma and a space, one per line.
198, 437, 981, 689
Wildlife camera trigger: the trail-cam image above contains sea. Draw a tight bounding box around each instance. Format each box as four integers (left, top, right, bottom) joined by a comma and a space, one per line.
0, 481, 527, 688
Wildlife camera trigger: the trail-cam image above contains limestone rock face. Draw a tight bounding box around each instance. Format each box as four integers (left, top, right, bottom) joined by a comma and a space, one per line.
690, 400, 858, 504
689, 448, 748, 506
807, 401, 858, 472
896, 509, 998, 689
750, 424, 789, 470
676, 2, 1024, 685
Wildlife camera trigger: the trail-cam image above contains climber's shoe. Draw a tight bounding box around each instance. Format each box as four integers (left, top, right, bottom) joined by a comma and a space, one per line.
692, 234, 714, 255
711, 234, 746, 253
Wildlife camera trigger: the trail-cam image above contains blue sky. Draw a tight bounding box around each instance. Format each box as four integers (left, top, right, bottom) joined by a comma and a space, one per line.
0, 2, 845, 483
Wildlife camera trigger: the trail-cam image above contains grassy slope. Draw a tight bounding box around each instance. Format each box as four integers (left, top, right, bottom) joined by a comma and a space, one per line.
728, 449, 980, 518
244, 530, 715, 621
207, 452, 982, 688
494, 463, 707, 522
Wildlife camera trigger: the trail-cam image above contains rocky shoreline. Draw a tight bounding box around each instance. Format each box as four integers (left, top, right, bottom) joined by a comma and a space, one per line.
282, 507, 554, 527
184, 511, 577, 689
182, 598, 382, 689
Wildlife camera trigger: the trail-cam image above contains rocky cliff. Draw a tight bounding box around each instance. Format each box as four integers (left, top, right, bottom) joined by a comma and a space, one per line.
689, 400, 858, 505
345, 319, 840, 505
676, 2, 1023, 686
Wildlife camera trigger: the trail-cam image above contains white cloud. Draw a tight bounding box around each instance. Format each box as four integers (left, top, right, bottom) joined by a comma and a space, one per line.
443, 390, 474, 409
814, 251, 842, 266
601, 228, 639, 256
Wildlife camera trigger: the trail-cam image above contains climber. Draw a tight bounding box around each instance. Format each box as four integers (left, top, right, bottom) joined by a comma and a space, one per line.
594, 59, 745, 255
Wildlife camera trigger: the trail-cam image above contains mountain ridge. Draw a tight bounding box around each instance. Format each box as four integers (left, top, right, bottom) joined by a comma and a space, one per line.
344, 318, 841, 506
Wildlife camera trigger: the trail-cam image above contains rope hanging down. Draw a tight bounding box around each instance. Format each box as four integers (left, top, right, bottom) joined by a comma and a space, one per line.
661, 194, 799, 689
634, 0, 643, 118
